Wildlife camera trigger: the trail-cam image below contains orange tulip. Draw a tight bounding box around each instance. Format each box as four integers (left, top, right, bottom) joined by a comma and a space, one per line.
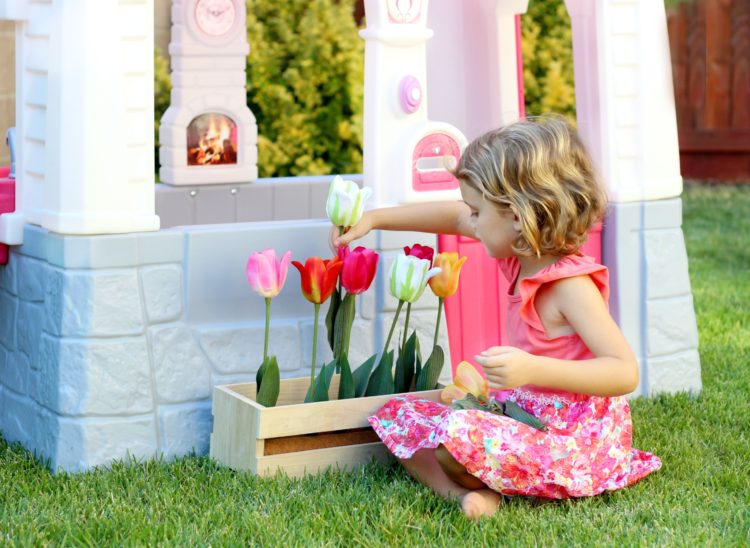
428, 252, 467, 299
440, 361, 489, 404
292, 256, 343, 304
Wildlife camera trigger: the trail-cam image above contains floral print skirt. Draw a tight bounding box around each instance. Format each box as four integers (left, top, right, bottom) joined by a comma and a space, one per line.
368, 389, 661, 499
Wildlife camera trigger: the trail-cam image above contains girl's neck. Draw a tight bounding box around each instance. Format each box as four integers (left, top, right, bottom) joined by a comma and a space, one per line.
516, 253, 561, 281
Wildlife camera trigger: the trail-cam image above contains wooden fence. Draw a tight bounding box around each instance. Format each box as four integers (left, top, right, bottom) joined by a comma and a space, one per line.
668, 0, 750, 181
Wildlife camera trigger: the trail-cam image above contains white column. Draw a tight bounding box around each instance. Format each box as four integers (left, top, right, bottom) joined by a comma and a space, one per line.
564, 0, 682, 203
1, 0, 159, 240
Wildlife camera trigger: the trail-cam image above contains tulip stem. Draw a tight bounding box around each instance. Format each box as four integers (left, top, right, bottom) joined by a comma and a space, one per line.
264, 297, 271, 363
384, 300, 404, 354
401, 302, 412, 351
311, 303, 320, 389
433, 298, 444, 350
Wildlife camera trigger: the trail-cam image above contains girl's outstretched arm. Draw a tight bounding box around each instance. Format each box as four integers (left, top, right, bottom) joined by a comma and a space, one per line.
332, 201, 475, 249
477, 275, 640, 397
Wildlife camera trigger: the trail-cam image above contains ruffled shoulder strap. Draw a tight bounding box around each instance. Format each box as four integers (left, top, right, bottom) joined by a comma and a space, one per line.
517, 254, 609, 332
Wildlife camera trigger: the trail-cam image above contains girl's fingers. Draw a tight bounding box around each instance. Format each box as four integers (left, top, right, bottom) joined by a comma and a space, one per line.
479, 346, 517, 356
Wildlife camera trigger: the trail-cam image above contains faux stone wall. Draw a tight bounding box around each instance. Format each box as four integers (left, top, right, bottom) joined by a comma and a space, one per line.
0, 217, 450, 472
604, 198, 702, 396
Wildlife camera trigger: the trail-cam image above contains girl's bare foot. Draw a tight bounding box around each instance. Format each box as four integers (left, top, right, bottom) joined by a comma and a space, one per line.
460, 489, 502, 520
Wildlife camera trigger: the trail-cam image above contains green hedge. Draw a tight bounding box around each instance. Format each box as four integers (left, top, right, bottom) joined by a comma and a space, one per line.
154, 1, 578, 177
521, 1, 576, 121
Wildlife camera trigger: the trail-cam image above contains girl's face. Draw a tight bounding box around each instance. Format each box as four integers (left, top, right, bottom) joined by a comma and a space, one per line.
460, 182, 521, 259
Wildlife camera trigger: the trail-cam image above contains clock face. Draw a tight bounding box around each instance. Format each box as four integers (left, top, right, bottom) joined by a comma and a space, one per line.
195, 0, 236, 37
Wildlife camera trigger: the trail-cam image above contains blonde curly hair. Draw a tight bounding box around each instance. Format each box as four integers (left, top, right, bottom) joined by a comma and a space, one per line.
454, 115, 607, 257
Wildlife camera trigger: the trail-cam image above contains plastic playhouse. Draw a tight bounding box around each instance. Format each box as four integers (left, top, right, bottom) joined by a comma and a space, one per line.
0, 0, 700, 472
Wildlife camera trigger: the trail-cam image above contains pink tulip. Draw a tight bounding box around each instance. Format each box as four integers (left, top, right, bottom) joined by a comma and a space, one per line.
404, 243, 434, 266
338, 245, 379, 295
246, 249, 292, 298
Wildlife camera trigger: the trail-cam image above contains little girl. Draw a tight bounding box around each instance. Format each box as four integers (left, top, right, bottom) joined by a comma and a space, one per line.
333, 116, 661, 520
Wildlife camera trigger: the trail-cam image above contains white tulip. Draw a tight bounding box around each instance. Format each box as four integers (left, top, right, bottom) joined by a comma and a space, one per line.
326, 175, 373, 228
388, 254, 442, 303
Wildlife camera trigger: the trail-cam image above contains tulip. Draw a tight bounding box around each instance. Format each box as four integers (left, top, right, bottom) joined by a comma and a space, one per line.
246, 249, 291, 363
440, 361, 489, 404
428, 252, 467, 299
326, 175, 373, 228
292, 257, 344, 305
338, 245, 379, 295
428, 252, 468, 349
246, 249, 291, 300
388, 254, 441, 304
382, 254, 441, 357
403, 243, 434, 265
293, 256, 344, 390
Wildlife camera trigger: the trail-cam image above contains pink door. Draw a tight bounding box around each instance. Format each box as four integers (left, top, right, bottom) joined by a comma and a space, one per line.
438, 225, 602, 376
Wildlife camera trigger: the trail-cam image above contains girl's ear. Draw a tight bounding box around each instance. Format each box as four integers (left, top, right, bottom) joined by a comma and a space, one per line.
509, 204, 523, 232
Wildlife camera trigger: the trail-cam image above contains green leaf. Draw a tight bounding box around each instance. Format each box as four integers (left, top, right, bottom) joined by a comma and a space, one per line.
325, 286, 342, 354
255, 356, 280, 407
256, 356, 270, 389
415, 345, 445, 391
394, 331, 418, 393
304, 360, 337, 403
365, 350, 395, 396
353, 354, 377, 397
337, 355, 355, 400
413, 337, 422, 391
503, 400, 548, 431
332, 292, 356, 362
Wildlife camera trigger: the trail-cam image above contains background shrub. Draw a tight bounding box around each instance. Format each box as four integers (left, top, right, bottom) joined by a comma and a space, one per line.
521, 0, 576, 121
246, 0, 364, 178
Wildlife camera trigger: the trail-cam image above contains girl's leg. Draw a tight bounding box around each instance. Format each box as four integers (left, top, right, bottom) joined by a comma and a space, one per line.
399, 446, 502, 520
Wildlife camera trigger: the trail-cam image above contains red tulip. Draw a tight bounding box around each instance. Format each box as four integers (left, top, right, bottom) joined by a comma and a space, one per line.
292, 257, 343, 304
404, 243, 434, 266
338, 246, 379, 295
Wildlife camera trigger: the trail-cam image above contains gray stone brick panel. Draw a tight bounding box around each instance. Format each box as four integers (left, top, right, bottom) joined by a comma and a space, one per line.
55, 415, 158, 473
273, 181, 310, 220
1, 350, 29, 395
155, 184, 196, 229
45, 268, 144, 337
17, 225, 48, 261
16, 255, 47, 302
0, 290, 18, 350
17, 300, 44, 366
645, 229, 692, 299
235, 182, 273, 222
149, 325, 211, 403
38, 334, 153, 416
158, 401, 212, 459
140, 265, 183, 324
194, 185, 237, 225
198, 322, 301, 374
1, 389, 39, 450
647, 350, 702, 395
647, 295, 700, 358
46, 232, 139, 269
0, 251, 18, 294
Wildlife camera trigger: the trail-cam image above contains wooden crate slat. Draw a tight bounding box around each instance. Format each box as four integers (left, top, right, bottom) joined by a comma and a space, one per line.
254, 442, 392, 478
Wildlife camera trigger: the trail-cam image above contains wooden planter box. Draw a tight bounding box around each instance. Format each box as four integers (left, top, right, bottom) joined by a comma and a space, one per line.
210, 375, 443, 477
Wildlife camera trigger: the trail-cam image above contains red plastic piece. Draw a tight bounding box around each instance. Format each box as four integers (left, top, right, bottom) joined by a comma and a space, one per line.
0, 165, 15, 265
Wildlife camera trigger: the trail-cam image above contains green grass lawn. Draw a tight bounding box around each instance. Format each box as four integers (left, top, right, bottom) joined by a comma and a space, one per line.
1, 183, 749, 545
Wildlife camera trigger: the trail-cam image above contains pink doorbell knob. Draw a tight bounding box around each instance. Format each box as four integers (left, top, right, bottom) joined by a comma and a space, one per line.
400, 76, 422, 113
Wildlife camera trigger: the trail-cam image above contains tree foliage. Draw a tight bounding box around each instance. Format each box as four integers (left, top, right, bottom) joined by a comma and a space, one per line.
245, 0, 364, 177
522, 1, 576, 121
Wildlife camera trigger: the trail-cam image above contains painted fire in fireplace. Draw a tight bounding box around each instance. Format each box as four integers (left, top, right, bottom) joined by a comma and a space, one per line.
187, 113, 238, 166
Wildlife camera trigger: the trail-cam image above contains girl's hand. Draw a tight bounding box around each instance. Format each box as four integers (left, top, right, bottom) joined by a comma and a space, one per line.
328, 211, 374, 253
475, 346, 535, 390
